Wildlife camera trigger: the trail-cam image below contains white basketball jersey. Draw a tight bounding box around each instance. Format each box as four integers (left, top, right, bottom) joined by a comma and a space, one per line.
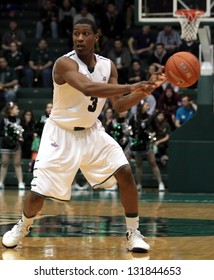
50, 50, 111, 130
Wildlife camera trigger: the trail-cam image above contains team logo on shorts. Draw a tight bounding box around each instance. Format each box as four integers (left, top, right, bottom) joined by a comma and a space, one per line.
51, 142, 59, 148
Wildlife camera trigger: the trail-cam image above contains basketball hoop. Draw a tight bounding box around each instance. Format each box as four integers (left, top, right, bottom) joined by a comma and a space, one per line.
175, 9, 205, 41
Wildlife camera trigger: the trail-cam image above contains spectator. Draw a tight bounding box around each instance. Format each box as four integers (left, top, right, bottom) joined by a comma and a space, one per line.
125, 0, 134, 29
150, 111, 171, 165
0, 56, 19, 108
1, 19, 27, 60
111, 110, 131, 153
94, 27, 110, 57
25, 39, 54, 87
156, 25, 182, 54
129, 101, 165, 191
157, 85, 181, 130
102, 109, 131, 191
0, 102, 25, 189
20, 109, 36, 159
127, 59, 146, 84
149, 43, 170, 66
107, 37, 132, 84
73, 4, 95, 25
145, 95, 156, 116
35, 0, 59, 39
35, 102, 53, 137
100, 2, 126, 40
127, 25, 156, 66
5, 42, 25, 85
102, 107, 114, 136
175, 95, 197, 128
58, 0, 76, 38
130, 94, 156, 118
29, 102, 53, 172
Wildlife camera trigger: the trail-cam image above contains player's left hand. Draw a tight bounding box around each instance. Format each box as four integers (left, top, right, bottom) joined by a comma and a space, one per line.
149, 66, 167, 88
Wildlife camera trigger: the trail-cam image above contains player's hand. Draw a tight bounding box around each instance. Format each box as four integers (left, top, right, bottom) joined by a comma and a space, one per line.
133, 81, 156, 95
149, 66, 167, 88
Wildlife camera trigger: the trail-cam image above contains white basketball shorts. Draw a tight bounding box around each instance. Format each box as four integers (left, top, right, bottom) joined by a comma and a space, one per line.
31, 119, 129, 200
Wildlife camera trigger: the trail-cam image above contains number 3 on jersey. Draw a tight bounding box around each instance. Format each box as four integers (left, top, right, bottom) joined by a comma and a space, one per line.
88, 97, 98, 112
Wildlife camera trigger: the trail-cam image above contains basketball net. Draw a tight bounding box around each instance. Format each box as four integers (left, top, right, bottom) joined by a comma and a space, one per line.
176, 9, 205, 41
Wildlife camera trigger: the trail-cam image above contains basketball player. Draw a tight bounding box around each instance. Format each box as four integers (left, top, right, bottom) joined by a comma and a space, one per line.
2, 19, 166, 253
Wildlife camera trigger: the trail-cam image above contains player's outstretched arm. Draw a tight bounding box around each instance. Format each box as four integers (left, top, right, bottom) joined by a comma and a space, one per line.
53, 57, 156, 98
110, 63, 167, 112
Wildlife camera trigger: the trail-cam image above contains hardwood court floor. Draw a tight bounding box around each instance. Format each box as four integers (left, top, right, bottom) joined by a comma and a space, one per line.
0, 188, 214, 260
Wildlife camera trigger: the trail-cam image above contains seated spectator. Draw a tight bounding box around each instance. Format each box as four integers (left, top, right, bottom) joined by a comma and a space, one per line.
102, 107, 114, 136
156, 25, 182, 54
151, 111, 171, 165
73, 4, 95, 25
25, 39, 53, 87
107, 37, 132, 84
5, 42, 25, 85
0, 56, 19, 109
175, 95, 197, 128
125, 0, 134, 29
100, 2, 126, 41
1, 19, 27, 61
128, 25, 156, 66
20, 109, 36, 159
157, 85, 181, 130
35, 0, 59, 39
58, 0, 76, 38
145, 95, 156, 116
149, 43, 170, 66
94, 27, 110, 57
162, 80, 179, 94
130, 93, 157, 118
127, 59, 146, 84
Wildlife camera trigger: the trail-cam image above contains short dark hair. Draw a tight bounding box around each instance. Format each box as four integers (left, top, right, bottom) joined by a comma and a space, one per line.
74, 19, 97, 34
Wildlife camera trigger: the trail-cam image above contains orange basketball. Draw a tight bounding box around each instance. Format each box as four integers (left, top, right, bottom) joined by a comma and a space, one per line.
165, 52, 200, 88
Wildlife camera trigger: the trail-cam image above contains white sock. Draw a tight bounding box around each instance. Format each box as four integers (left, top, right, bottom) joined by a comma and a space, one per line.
125, 216, 139, 231
22, 213, 35, 226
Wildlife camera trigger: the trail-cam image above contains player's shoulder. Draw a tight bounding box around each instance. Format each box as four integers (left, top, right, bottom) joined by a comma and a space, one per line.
54, 52, 78, 72
96, 53, 110, 62
63, 50, 76, 58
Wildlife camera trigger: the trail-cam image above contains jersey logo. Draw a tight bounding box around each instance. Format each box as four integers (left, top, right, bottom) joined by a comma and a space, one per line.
51, 142, 59, 148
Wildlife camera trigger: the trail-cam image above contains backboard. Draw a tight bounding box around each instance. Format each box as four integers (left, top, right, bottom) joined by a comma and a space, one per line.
136, 0, 214, 25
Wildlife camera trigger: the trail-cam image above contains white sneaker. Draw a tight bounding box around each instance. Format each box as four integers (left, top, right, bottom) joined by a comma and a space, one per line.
0, 182, 5, 188
2, 220, 31, 248
136, 184, 141, 191
126, 229, 150, 253
18, 182, 25, 190
73, 183, 89, 190
107, 184, 117, 191
158, 182, 165, 191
